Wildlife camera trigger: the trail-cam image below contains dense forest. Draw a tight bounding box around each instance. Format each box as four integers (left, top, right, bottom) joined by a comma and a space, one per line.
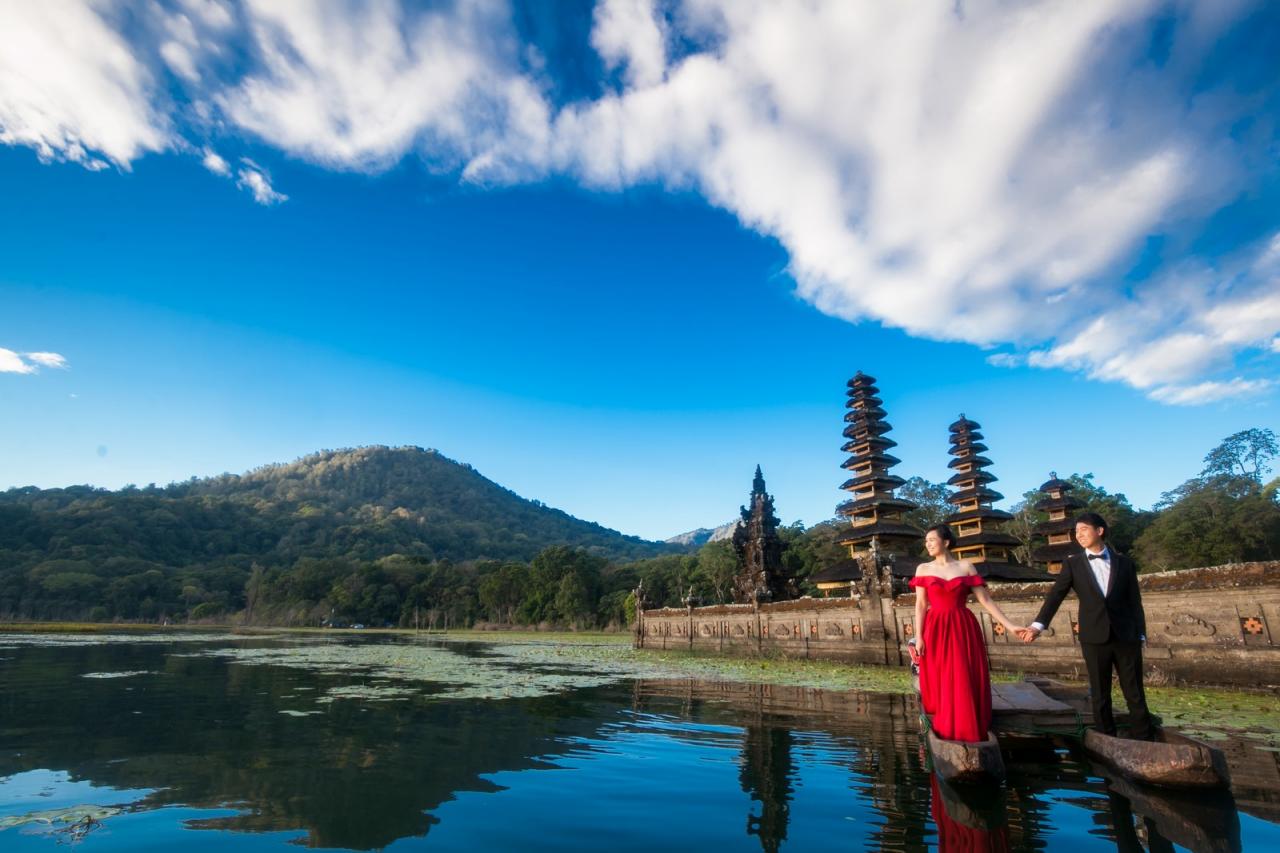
0, 446, 676, 623
0, 430, 1276, 628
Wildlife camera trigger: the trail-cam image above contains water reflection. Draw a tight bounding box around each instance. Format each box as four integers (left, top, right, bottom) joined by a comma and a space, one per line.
0, 636, 1276, 851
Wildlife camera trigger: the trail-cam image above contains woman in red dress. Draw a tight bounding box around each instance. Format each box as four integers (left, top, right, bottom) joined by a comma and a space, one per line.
909, 524, 1028, 742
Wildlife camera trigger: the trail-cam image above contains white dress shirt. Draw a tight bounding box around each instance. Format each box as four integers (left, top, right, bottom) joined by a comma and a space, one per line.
1030, 547, 1110, 634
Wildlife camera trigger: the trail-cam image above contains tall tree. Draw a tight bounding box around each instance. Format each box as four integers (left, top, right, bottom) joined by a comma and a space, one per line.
1201, 428, 1278, 482
898, 477, 951, 531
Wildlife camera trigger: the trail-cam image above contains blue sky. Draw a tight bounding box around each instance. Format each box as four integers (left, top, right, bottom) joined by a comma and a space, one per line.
2, 1, 1279, 540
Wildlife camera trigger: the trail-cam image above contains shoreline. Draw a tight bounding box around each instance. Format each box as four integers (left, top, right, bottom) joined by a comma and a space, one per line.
4, 623, 1278, 739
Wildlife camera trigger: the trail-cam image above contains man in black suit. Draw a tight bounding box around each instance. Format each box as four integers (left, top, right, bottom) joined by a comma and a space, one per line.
1018, 512, 1154, 740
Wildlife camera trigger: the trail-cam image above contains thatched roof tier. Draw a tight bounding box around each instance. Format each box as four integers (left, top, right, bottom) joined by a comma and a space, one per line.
1035, 495, 1085, 513
1038, 474, 1074, 492
809, 559, 864, 584
947, 470, 997, 487
947, 486, 1005, 505
841, 436, 898, 453
947, 455, 993, 470
841, 453, 902, 470
1033, 517, 1077, 536
949, 415, 982, 433
836, 496, 918, 516
839, 473, 907, 492
839, 521, 925, 545
842, 421, 892, 440
949, 430, 986, 448
845, 394, 884, 409
973, 561, 1053, 582
844, 406, 887, 423
847, 372, 879, 389
951, 530, 1023, 548
1032, 543, 1080, 562
944, 507, 1015, 523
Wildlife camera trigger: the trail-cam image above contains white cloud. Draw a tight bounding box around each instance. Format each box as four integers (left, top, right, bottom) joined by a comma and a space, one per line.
592, 0, 666, 88
0, 348, 67, 374
235, 159, 286, 204
985, 353, 1024, 369
0, 1, 1275, 405
1148, 378, 1275, 406
0, 0, 168, 167
0, 348, 35, 374
24, 351, 68, 369
201, 147, 230, 175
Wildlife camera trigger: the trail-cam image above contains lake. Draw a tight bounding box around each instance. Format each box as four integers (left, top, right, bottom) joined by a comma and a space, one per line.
0, 632, 1276, 851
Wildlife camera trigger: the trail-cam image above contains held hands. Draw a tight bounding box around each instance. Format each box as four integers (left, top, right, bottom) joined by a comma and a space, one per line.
1016, 626, 1041, 643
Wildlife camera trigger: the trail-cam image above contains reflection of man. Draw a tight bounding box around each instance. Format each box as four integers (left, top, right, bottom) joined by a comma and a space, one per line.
1018, 513, 1154, 740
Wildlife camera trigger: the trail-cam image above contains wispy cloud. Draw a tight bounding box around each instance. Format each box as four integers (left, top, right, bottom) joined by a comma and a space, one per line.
201, 147, 230, 176
985, 353, 1024, 369
1148, 378, 1275, 406
0, 0, 1276, 404
0, 348, 68, 374
235, 158, 286, 205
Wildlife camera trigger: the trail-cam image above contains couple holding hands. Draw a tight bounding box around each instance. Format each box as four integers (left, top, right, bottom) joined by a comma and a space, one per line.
907, 512, 1154, 743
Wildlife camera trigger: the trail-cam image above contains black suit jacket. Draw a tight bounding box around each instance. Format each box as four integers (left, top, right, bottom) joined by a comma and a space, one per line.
1033, 549, 1146, 644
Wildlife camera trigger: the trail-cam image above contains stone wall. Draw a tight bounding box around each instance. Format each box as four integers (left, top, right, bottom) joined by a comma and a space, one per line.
636, 561, 1280, 689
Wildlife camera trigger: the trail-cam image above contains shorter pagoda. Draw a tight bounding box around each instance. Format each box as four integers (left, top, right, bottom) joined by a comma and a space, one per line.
1031, 473, 1084, 574
835, 373, 921, 582
944, 415, 1046, 581
732, 466, 798, 603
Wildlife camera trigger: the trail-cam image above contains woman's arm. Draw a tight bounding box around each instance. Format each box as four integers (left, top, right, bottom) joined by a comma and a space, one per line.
913, 583, 928, 658
969, 572, 1025, 633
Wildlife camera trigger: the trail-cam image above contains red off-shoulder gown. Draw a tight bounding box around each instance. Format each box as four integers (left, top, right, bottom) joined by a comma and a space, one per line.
908, 574, 992, 742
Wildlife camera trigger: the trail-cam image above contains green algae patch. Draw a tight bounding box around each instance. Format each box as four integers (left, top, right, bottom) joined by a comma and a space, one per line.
317, 685, 420, 703
82, 670, 156, 679
1144, 684, 1280, 748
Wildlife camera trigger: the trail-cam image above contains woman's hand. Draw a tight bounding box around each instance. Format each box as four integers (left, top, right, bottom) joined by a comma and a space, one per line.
912, 638, 924, 660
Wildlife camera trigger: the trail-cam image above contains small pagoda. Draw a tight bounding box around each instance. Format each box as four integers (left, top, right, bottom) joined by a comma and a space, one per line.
732, 466, 797, 603
831, 372, 922, 585
944, 415, 1045, 581
1031, 473, 1084, 574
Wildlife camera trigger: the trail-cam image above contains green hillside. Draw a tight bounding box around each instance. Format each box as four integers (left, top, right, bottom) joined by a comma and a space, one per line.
0, 446, 676, 621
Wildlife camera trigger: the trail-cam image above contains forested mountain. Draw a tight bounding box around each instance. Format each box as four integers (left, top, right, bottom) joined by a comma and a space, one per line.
0, 446, 677, 621
2, 430, 1275, 628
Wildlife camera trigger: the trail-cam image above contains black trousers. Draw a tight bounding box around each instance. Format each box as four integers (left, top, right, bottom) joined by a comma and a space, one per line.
1080, 639, 1154, 739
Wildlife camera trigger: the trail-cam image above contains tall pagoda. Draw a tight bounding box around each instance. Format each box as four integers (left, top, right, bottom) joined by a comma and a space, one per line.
944, 415, 1045, 581
732, 466, 797, 603
835, 373, 922, 580
1031, 473, 1084, 574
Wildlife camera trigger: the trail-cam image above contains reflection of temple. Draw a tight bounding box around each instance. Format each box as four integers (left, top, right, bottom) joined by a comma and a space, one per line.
739, 725, 794, 853
732, 466, 797, 603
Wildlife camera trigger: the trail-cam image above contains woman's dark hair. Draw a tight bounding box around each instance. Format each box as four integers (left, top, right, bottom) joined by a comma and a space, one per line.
925, 523, 956, 548
1073, 512, 1108, 536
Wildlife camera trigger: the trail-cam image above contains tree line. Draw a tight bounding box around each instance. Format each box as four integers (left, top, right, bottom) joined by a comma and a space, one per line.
0, 430, 1275, 626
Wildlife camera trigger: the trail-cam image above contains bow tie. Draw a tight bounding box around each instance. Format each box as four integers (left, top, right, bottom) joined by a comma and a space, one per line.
1087, 552, 1108, 561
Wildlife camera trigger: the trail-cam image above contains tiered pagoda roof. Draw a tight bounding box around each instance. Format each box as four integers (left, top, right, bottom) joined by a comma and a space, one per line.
944, 415, 1047, 582
835, 373, 922, 573
1030, 473, 1084, 574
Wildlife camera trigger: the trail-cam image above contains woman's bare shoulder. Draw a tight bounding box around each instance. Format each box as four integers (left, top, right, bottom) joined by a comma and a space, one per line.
958, 560, 980, 576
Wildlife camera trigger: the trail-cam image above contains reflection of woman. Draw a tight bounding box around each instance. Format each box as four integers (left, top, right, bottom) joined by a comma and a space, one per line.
908, 524, 1027, 742
931, 776, 1010, 853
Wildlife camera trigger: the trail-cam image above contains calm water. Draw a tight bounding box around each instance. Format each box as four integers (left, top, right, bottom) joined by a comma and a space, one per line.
0, 634, 1276, 852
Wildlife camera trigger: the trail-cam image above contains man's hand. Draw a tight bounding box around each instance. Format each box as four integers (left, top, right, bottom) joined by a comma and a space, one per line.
1016, 626, 1041, 643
